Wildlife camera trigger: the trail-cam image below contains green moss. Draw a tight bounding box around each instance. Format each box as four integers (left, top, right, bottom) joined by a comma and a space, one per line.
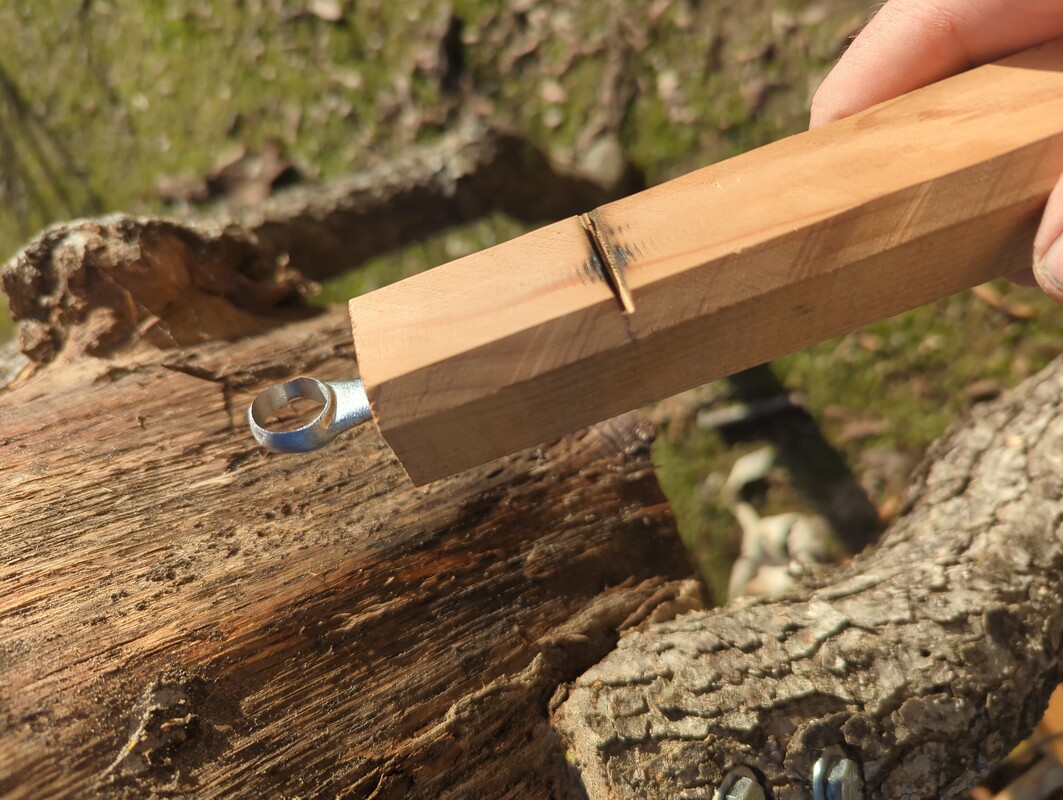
777, 286, 1063, 458
0, 293, 12, 343
653, 429, 739, 606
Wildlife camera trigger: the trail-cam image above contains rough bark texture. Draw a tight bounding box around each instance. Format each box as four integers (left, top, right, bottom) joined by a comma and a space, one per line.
0, 214, 696, 799
553, 360, 1063, 799
1, 214, 312, 366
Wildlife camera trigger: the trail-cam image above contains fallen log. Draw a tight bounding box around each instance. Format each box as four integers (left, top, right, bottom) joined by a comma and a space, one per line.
553, 358, 1063, 798
0, 215, 696, 799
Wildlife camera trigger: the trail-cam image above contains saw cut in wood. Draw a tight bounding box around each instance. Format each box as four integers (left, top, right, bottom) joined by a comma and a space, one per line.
248, 38, 1063, 485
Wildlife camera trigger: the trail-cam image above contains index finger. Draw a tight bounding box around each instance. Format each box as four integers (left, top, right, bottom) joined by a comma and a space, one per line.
810, 0, 1063, 127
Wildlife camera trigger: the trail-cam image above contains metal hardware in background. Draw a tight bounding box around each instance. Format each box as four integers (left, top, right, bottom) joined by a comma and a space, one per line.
813, 747, 864, 800
713, 750, 865, 800
249, 377, 372, 453
714, 767, 766, 800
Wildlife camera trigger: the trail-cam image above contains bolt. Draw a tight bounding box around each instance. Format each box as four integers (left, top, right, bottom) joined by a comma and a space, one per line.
726, 776, 759, 800
813, 747, 864, 800
715, 766, 766, 800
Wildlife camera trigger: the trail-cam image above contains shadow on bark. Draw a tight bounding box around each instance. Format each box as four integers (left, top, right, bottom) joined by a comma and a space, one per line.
727, 364, 882, 555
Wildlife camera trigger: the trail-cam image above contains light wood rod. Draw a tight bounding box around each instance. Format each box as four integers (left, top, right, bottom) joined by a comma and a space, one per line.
351, 39, 1063, 485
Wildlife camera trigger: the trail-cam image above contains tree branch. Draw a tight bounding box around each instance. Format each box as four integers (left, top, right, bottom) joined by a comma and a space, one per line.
553, 360, 1063, 798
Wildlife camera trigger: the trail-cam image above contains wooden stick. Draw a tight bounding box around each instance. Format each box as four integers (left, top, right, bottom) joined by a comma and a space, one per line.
351, 39, 1063, 485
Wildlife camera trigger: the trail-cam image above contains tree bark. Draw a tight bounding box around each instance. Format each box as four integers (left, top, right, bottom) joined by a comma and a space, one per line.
0, 215, 696, 799
552, 358, 1063, 799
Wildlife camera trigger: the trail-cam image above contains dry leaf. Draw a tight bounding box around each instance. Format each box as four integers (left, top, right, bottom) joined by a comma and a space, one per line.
965, 378, 1002, 403
306, 0, 343, 22
972, 283, 1037, 320
838, 417, 893, 444
876, 494, 901, 525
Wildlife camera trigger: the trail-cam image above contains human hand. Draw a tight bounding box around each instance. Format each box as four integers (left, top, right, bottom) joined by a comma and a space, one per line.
809, 0, 1063, 303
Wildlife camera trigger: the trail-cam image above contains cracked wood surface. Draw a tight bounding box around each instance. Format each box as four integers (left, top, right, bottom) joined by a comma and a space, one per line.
0, 216, 695, 799
552, 359, 1063, 799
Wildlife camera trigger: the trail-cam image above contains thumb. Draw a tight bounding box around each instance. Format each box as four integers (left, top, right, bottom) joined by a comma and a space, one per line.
1033, 173, 1063, 305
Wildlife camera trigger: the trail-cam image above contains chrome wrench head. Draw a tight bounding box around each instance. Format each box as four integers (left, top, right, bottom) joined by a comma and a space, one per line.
248, 377, 372, 453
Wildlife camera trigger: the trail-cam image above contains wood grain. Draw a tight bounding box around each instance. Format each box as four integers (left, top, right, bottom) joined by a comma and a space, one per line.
351, 39, 1063, 485
0, 294, 695, 798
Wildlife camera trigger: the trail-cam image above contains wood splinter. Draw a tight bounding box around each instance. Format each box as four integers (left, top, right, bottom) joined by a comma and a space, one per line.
578, 209, 636, 315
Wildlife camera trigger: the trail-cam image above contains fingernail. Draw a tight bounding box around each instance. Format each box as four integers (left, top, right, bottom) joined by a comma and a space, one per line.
1035, 235, 1063, 292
